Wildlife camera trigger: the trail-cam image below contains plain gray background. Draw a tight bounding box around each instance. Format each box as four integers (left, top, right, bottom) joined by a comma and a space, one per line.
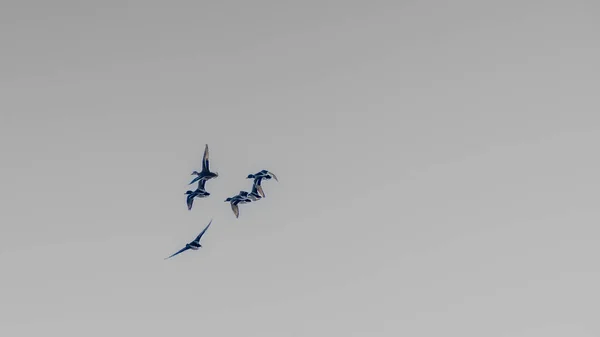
1, 0, 599, 336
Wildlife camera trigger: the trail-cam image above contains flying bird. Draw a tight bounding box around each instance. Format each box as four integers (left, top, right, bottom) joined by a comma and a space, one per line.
185, 178, 210, 210
165, 219, 213, 260
247, 169, 278, 182
189, 144, 219, 185
225, 194, 252, 218
247, 171, 277, 197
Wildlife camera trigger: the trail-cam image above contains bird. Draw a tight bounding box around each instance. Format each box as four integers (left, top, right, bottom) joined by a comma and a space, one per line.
246, 169, 278, 182
247, 171, 276, 197
225, 194, 252, 218
165, 219, 213, 260
185, 178, 210, 210
189, 144, 219, 185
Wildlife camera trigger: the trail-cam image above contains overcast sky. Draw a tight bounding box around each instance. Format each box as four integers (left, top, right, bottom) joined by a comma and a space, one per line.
1, 1, 600, 336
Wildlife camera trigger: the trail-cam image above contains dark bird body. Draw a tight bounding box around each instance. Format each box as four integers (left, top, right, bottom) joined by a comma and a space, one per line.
189, 144, 219, 185
246, 169, 278, 182
165, 219, 213, 260
185, 179, 210, 210
225, 194, 252, 218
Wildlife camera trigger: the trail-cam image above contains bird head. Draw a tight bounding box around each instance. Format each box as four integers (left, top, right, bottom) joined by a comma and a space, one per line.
225, 197, 232, 202
185, 191, 193, 195
191, 171, 199, 175
246, 174, 254, 179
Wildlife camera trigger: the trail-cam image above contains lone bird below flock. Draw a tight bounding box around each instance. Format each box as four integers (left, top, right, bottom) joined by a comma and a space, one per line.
185, 179, 210, 210
189, 144, 219, 185
165, 219, 213, 260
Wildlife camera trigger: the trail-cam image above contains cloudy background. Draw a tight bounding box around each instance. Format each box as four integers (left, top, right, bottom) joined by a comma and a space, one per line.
1, 0, 599, 336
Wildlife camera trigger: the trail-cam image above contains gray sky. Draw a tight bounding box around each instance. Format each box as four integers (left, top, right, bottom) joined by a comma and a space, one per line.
1, 0, 600, 336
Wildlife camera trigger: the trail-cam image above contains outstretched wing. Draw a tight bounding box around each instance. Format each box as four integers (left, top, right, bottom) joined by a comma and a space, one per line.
257, 184, 265, 198
251, 178, 263, 198
193, 219, 213, 243
197, 178, 207, 191
187, 194, 194, 210
189, 176, 201, 185
231, 203, 239, 218
201, 144, 210, 173
165, 246, 190, 260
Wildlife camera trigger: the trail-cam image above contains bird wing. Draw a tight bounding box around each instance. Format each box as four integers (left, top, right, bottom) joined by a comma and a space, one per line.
188, 176, 201, 185
201, 144, 210, 173
187, 194, 194, 210
197, 178, 207, 191
165, 246, 190, 260
257, 184, 265, 198
250, 179, 263, 197
194, 219, 213, 243
231, 203, 239, 218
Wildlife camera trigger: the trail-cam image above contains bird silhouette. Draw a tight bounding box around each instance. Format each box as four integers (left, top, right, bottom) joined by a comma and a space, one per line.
165, 219, 213, 260
190, 144, 219, 185
225, 194, 252, 218
185, 178, 210, 210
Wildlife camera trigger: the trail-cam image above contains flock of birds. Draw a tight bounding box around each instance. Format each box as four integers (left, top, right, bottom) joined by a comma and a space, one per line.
165, 144, 278, 260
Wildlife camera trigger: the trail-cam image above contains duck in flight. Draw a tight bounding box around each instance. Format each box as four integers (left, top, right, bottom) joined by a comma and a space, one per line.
165, 219, 213, 260
189, 144, 219, 185
225, 194, 252, 218
247, 169, 278, 182
185, 178, 210, 210
247, 170, 277, 198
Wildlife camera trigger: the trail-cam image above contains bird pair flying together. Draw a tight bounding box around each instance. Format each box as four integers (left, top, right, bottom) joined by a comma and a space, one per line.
224, 169, 278, 218
185, 144, 218, 210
